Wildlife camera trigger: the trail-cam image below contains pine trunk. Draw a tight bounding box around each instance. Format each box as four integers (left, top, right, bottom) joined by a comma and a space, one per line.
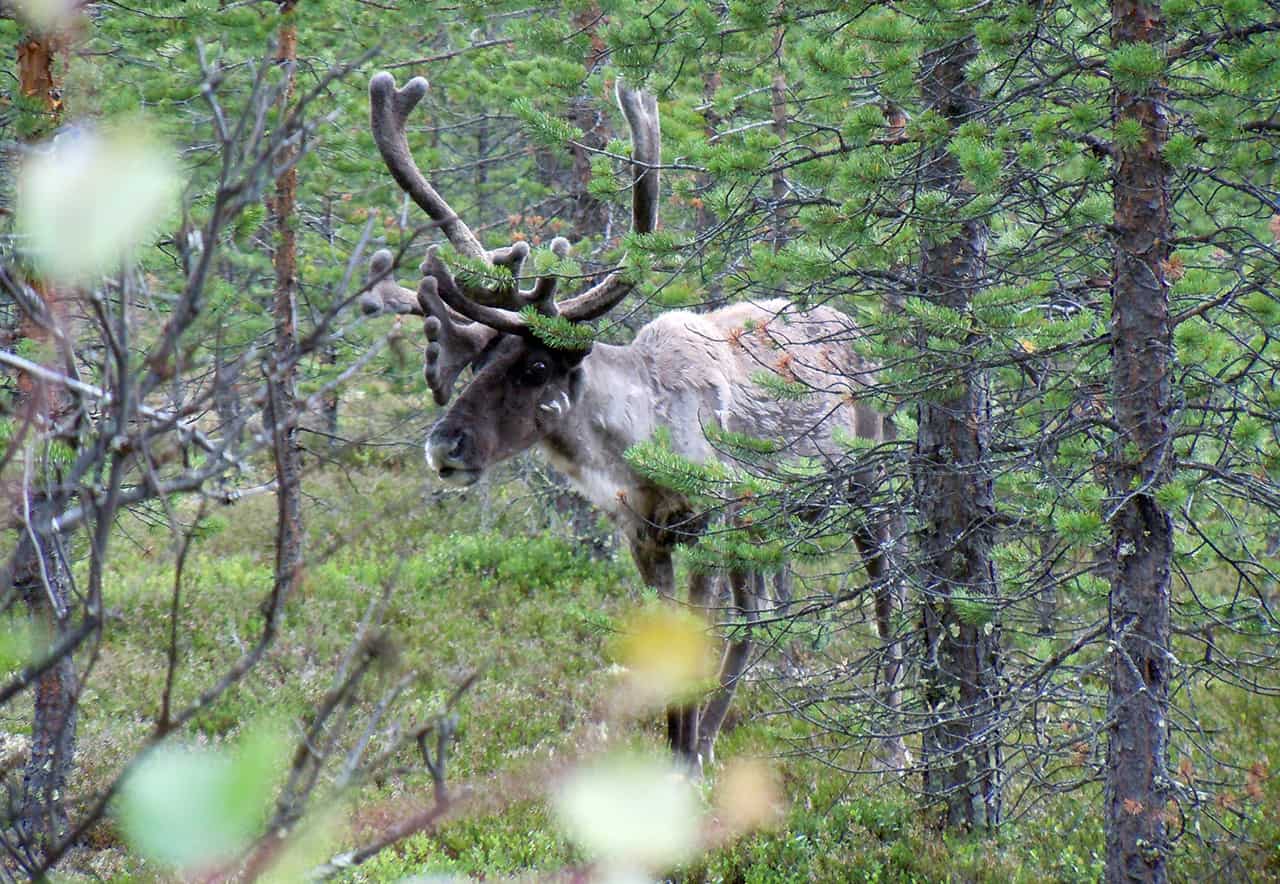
270, 8, 304, 603
696, 70, 724, 306
568, 3, 610, 239
913, 35, 1003, 830
769, 24, 788, 250
13, 29, 77, 852
12, 518, 77, 849
1105, 0, 1173, 878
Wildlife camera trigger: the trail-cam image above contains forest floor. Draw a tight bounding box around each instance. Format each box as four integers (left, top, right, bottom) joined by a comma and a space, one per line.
11, 459, 1279, 883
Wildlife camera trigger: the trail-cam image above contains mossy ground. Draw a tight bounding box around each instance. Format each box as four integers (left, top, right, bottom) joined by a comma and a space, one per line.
18, 457, 1280, 882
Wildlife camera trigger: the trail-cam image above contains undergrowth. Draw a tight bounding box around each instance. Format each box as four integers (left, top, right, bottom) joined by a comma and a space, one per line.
15, 463, 1279, 882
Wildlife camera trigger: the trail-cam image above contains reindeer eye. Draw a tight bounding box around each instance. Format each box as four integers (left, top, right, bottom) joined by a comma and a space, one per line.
521, 360, 551, 386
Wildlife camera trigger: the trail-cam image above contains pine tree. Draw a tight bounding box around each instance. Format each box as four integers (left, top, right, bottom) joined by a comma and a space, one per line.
10, 12, 78, 850
270, 0, 304, 612
912, 32, 1004, 831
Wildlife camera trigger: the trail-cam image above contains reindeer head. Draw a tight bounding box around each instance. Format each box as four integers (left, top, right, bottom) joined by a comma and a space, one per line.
359, 72, 660, 486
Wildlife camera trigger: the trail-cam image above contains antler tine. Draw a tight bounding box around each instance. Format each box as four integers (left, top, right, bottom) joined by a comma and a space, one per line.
423, 247, 530, 337
524, 236, 571, 316
417, 275, 499, 406
557, 83, 660, 322
487, 241, 530, 279
369, 72, 488, 264
615, 81, 660, 236
359, 249, 427, 316
460, 239, 534, 310
558, 272, 632, 321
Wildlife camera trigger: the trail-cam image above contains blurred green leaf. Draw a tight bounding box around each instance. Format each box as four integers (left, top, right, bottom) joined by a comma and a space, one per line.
116, 724, 287, 869
18, 124, 178, 283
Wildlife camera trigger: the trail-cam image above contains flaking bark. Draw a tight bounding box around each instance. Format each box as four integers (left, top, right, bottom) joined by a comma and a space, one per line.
769, 21, 788, 250
568, 3, 612, 239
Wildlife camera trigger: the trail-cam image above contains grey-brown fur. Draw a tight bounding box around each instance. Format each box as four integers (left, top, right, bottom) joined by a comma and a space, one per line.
531, 299, 886, 519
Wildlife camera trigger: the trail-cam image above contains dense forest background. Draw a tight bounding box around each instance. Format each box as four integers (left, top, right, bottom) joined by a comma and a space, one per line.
0, 0, 1277, 880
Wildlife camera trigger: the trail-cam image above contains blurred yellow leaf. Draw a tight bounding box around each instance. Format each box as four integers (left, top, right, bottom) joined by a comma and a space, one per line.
614, 603, 715, 705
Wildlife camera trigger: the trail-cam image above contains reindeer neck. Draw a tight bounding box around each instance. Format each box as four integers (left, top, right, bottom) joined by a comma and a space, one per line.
537, 341, 658, 513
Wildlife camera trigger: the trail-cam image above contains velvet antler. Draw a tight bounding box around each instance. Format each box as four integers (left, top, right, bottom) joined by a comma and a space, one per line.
365, 71, 662, 341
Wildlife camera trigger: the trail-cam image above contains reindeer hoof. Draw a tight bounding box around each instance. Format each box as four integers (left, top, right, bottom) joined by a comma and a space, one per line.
684, 752, 705, 782
697, 740, 715, 771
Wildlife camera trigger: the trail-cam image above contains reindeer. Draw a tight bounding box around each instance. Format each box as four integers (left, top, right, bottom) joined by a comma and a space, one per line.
358, 71, 900, 771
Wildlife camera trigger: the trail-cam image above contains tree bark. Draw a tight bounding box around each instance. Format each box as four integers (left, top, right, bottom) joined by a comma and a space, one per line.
12, 27, 77, 852
912, 35, 1003, 830
319, 195, 340, 437
567, 3, 611, 239
696, 69, 725, 307
11, 517, 77, 849
769, 24, 788, 250
1105, 0, 1173, 878
270, 5, 304, 602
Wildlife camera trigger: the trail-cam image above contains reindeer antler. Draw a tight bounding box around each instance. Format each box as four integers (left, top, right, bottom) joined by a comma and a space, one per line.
615, 81, 660, 238
417, 274, 499, 406
553, 80, 660, 323
365, 71, 662, 380
369, 73, 488, 265
359, 250, 499, 406
359, 249, 424, 316
371, 73, 547, 311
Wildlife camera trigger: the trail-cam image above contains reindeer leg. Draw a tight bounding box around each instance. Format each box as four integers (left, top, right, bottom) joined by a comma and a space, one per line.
696, 570, 761, 768
628, 536, 699, 767
847, 464, 907, 770
853, 517, 907, 770
682, 571, 719, 770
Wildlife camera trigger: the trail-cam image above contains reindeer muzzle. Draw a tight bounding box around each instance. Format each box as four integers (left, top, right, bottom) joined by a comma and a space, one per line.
425, 427, 482, 486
